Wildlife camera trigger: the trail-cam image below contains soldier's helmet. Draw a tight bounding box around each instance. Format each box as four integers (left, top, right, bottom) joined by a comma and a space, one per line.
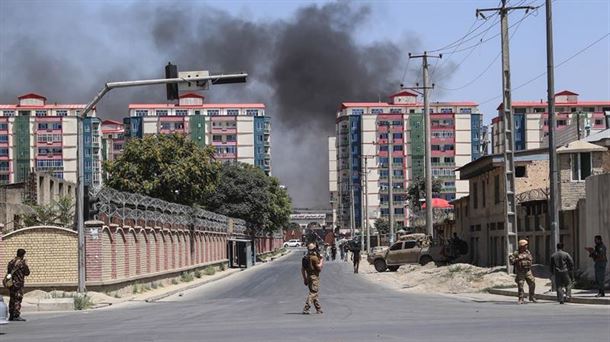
518, 239, 528, 247
307, 243, 316, 251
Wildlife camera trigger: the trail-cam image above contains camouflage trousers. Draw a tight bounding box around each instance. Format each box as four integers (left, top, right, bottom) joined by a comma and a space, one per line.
304, 275, 321, 312
9, 286, 24, 318
515, 270, 536, 299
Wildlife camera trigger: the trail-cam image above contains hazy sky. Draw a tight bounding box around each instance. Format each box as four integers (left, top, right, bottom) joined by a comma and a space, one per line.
1, 0, 608, 208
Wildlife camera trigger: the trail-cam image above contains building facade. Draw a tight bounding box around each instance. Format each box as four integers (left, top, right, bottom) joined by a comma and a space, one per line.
332, 90, 484, 232
124, 93, 271, 175
0, 93, 102, 187
491, 90, 610, 154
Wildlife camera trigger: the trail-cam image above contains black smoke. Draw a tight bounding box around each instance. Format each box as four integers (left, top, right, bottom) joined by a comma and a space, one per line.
0, 1, 454, 208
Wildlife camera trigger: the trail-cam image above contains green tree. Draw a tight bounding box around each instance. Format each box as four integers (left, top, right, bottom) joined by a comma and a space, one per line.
405, 177, 443, 211
22, 196, 75, 228
205, 162, 292, 234
104, 134, 220, 206
374, 218, 390, 235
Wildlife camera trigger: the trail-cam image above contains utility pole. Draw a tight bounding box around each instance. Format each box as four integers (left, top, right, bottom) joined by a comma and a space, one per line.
75, 70, 247, 292
407, 52, 441, 238
387, 122, 395, 244
477, 1, 535, 272
350, 180, 356, 238
545, 0, 560, 254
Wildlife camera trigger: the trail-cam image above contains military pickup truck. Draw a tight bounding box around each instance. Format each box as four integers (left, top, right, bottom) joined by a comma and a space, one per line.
367, 234, 463, 272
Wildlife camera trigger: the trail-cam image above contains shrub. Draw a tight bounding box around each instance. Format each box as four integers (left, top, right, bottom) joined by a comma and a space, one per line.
180, 272, 195, 282
171, 278, 179, 285
74, 294, 93, 310
219, 263, 227, 271
151, 282, 158, 289
203, 266, 216, 276
132, 282, 142, 294
194, 269, 202, 278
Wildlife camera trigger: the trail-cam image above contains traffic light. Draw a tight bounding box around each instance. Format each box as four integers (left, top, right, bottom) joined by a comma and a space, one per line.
165, 62, 179, 101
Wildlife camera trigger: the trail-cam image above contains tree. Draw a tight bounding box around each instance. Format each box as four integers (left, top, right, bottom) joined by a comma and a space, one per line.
374, 218, 390, 235
104, 134, 220, 206
405, 177, 443, 211
22, 196, 75, 228
205, 162, 292, 234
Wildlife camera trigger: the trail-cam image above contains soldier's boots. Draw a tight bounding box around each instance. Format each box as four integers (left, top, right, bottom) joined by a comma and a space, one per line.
529, 295, 538, 303
9, 316, 26, 322
302, 310, 310, 315
316, 309, 323, 314
517, 297, 525, 304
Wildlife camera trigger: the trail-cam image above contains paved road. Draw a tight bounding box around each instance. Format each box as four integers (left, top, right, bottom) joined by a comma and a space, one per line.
3, 250, 609, 341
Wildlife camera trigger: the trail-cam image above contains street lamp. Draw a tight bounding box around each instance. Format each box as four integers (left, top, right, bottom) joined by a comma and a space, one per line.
75, 68, 248, 292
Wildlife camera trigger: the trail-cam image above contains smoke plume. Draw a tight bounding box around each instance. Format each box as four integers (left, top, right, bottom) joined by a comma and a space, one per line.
0, 1, 454, 208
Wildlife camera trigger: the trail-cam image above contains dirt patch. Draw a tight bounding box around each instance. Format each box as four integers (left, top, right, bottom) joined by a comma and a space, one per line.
361, 262, 517, 294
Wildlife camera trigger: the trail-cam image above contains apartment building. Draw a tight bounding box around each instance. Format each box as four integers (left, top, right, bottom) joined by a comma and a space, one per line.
124, 93, 271, 175
491, 90, 610, 154
332, 90, 484, 232
100, 120, 125, 163
0, 93, 102, 187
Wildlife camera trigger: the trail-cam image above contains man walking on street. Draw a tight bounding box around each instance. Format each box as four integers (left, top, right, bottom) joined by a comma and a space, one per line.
302, 243, 323, 314
509, 240, 537, 304
550, 243, 574, 304
351, 241, 361, 274
587, 235, 607, 297
6, 249, 30, 321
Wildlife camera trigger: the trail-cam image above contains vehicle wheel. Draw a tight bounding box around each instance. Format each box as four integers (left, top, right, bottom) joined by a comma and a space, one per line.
388, 265, 399, 272
374, 259, 387, 272
419, 256, 433, 266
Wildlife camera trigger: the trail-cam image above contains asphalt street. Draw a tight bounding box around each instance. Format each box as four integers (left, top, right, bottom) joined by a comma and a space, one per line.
3, 249, 609, 341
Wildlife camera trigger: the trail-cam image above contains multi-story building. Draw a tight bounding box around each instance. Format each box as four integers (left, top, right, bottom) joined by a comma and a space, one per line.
328, 137, 338, 229
0, 93, 102, 187
101, 120, 125, 163
332, 90, 484, 232
491, 90, 610, 154
124, 93, 271, 175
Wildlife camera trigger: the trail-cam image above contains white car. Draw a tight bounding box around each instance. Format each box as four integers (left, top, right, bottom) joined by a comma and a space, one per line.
283, 239, 302, 248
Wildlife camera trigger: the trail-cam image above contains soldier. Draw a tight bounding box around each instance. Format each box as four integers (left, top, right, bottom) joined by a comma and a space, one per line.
550, 243, 574, 304
587, 235, 607, 297
509, 240, 537, 304
6, 249, 30, 321
351, 241, 361, 274
301, 243, 323, 314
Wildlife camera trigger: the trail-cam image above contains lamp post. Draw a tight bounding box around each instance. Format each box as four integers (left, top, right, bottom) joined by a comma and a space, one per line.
75, 70, 247, 293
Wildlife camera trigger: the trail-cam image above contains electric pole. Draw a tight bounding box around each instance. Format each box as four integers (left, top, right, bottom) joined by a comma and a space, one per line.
387, 122, 395, 244
477, 1, 535, 272
407, 52, 441, 238
545, 0, 560, 253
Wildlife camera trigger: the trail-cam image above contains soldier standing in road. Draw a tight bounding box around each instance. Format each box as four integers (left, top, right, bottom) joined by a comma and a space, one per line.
351, 241, 361, 274
550, 243, 574, 304
6, 249, 30, 321
301, 243, 323, 314
587, 235, 607, 297
509, 240, 537, 304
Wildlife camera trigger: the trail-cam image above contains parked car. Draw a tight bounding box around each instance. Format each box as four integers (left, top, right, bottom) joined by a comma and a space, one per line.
367, 234, 458, 272
283, 239, 302, 248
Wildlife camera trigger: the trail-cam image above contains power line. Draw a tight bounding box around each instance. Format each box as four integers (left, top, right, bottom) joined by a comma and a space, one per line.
437, 10, 528, 91
478, 32, 610, 105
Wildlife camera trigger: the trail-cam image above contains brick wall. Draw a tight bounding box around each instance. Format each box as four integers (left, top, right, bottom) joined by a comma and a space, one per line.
559, 151, 606, 210
0, 226, 77, 285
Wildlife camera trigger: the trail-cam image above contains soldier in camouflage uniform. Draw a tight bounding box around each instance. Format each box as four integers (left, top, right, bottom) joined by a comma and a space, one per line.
6, 249, 30, 321
509, 240, 537, 304
302, 243, 323, 314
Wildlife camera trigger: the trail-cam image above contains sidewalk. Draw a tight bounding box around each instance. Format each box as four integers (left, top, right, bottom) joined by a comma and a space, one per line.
486, 276, 610, 305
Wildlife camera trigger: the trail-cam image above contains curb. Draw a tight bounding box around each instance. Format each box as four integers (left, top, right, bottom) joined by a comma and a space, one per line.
143, 269, 243, 303
487, 288, 610, 305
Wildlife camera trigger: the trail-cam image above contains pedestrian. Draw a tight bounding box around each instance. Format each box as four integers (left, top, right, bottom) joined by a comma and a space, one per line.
352, 242, 361, 274
331, 244, 337, 261
586, 235, 607, 297
339, 243, 345, 261
5, 249, 30, 321
343, 244, 349, 262
301, 243, 323, 314
550, 243, 574, 304
509, 240, 537, 304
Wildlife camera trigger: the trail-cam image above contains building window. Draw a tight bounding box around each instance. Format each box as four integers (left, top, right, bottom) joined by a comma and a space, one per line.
208, 110, 220, 116
3, 111, 15, 117
393, 145, 403, 151
56, 110, 68, 117
371, 108, 383, 114
135, 110, 148, 117
494, 175, 500, 204
515, 165, 527, 178
557, 120, 567, 126
35, 110, 47, 117
390, 108, 402, 114
481, 181, 486, 208
227, 109, 239, 116
440, 108, 453, 113
392, 120, 402, 126
246, 109, 259, 116
534, 108, 545, 113
459, 108, 472, 114
0, 161, 9, 171
393, 157, 403, 164
212, 135, 222, 142
571, 152, 592, 181
0, 135, 8, 143
156, 110, 168, 116
226, 134, 236, 142
176, 110, 188, 116
393, 133, 403, 139
0, 148, 8, 156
